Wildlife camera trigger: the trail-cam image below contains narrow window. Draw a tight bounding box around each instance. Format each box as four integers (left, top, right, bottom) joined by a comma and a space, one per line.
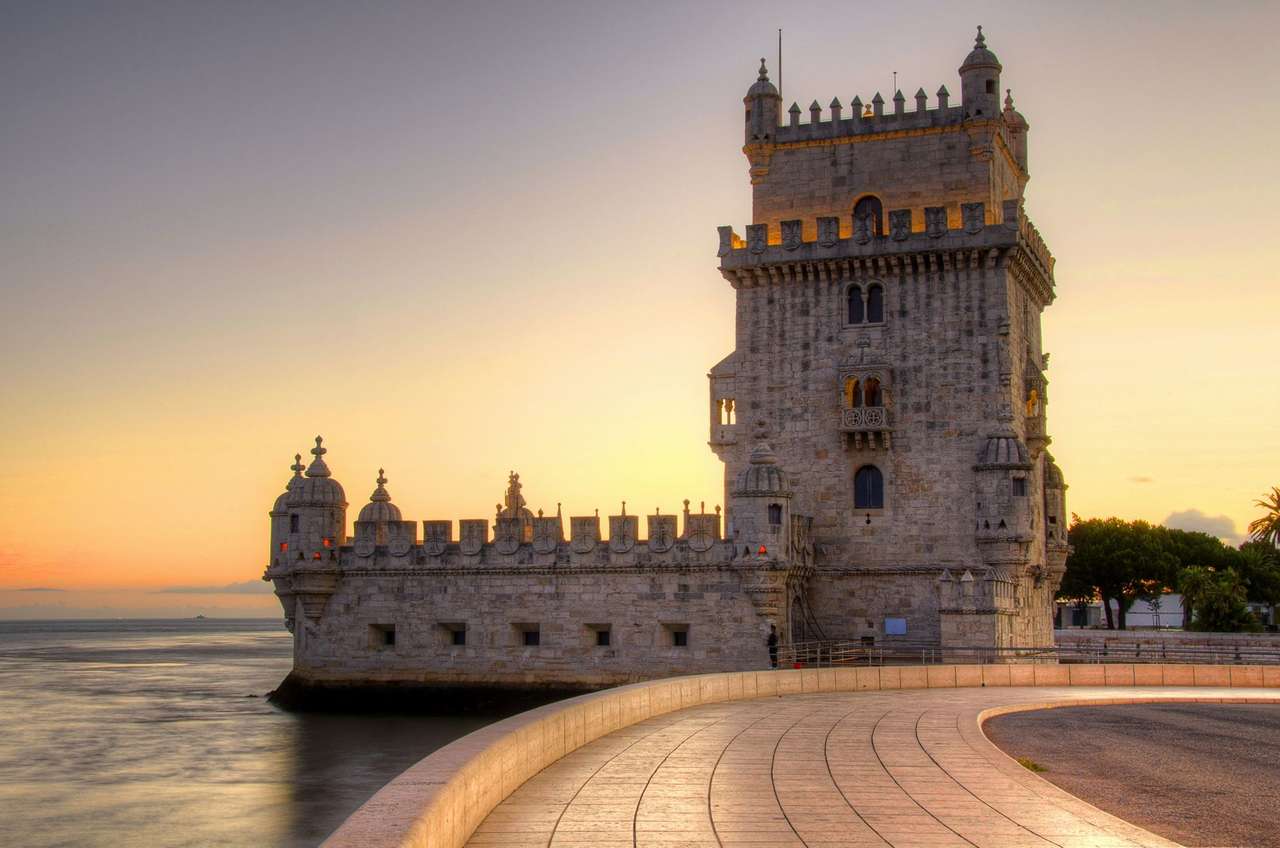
854, 465, 884, 509
1025, 389, 1039, 417
846, 285, 864, 324
672, 629, 689, 647
985, 79, 996, 94
452, 628, 466, 646
844, 377, 861, 408
866, 284, 884, 323
596, 629, 611, 647
1012, 478, 1028, 497
863, 377, 882, 407
522, 628, 540, 647
369, 624, 396, 648
853, 196, 884, 237
322, 537, 332, 548
279, 542, 288, 552
289, 514, 300, 533
719, 398, 736, 425
768, 503, 783, 525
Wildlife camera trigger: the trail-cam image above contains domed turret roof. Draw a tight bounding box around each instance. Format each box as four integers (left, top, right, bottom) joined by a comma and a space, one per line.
1044, 453, 1065, 489
746, 58, 779, 99
960, 26, 1002, 73
287, 436, 347, 507
357, 469, 402, 524
1002, 88, 1028, 129
735, 441, 790, 496
977, 428, 1031, 468
272, 453, 306, 512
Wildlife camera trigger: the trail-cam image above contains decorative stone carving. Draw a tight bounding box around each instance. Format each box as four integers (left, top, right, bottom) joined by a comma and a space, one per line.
388, 535, 411, 558
494, 518, 521, 555
780, 219, 802, 251
354, 537, 375, 558
459, 519, 487, 556
817, 216, 839, 247
746, 223, 768, 254
648, 514, 676, 553
422, 520, 450, 556
571, 516, 599, 554
609, 514, 638, 554
686, 513, 718, 553
962, 201, 985, 234
889, 209, 911, 241
717, 225, 735, 257
925, 206, 946, 238
853, 213, 872, 244
531, 516, 560, 554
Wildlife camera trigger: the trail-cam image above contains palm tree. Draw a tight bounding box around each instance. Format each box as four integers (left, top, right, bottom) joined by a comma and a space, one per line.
1248, 487, 1280, 547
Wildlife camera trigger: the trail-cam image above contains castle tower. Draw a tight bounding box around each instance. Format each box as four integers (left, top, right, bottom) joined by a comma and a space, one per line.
711, 27, 1064, 650
273, 436, 347, 626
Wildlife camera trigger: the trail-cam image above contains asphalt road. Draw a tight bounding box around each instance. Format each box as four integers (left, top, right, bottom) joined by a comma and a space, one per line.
985, 702, 1280, 848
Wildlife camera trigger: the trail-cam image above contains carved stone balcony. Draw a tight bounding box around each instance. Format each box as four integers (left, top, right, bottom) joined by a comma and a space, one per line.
839, 406, 891, 450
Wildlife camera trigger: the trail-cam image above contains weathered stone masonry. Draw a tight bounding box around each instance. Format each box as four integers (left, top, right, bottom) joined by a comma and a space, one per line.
264, 28, 1067, 694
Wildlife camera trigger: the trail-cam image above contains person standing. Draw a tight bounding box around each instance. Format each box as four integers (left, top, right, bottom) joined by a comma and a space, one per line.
766, 624, 779, 669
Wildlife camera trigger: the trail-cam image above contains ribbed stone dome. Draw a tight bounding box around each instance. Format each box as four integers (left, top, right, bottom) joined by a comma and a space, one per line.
273, 454, 306, 512
735, 441, 790, 496
977, 431, 1031, 468
357, 469, 402, 523
960, 26, 1002, 73
287, 436, 348, 508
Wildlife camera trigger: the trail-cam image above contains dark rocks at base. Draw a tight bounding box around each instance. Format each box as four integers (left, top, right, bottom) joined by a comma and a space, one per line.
266, 672, 599, 715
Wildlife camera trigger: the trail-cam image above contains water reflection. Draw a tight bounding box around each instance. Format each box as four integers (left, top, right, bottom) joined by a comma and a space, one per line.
0, 620, 489, 848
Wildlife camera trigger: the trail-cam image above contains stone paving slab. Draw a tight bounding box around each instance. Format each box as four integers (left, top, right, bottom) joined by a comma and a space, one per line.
465, 686, 1280, 848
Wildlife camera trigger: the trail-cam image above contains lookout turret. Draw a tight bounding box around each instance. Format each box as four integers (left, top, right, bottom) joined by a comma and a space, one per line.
959, 26, 1002, 119
743, 58, 781, 184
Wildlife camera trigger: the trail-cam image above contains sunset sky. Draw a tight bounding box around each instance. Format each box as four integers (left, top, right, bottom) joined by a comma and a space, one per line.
2, 1, 1277, 617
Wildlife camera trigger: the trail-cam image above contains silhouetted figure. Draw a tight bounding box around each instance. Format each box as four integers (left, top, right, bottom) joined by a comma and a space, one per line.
767, 624, 778, 669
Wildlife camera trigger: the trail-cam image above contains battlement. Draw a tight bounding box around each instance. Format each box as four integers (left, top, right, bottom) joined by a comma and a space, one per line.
717, 198, 1054, 285
775, 88, 975, 145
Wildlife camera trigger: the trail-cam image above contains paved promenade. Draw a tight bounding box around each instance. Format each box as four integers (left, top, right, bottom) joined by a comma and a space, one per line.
465, 686, 1277, 848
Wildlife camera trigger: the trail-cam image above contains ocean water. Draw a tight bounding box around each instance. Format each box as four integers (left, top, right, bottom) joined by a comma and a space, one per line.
0, 619, 491, 848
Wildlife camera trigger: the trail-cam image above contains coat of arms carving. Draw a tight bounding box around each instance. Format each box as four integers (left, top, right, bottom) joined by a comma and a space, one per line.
746, 223, 767, 254
686, 514, 717, 553
459, 519, 487, 556
423, 521, 450, 557
609, 515, 637, 554
571, 517, 599, 554
647, 514, 676, 554
494, 518, 521, 555
532, 517, 560, 555
817, 216, 839, 248
780, 219, 802, 251
962, 202, 985, 234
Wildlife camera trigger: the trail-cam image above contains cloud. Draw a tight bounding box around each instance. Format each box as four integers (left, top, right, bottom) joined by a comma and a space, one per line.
1129, 476, 1154, 484
154, 580, 275, 595
11, 587, 66, 592
1163, 509, 1244, 545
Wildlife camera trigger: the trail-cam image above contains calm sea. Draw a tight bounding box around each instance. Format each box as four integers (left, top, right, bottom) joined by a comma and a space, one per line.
0, 619, 491, 848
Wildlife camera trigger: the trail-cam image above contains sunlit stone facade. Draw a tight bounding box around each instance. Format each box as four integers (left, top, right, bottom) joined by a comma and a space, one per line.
264, 29, 1068, 694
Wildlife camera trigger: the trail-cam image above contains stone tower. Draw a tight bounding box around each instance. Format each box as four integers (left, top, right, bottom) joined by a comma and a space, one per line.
711, 29, 1068, 650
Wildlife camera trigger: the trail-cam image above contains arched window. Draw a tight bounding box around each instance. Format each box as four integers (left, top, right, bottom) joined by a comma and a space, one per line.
844, 377, 860, 408
767, 503, 783, 525
854, 465, 884, 509
866, 284, 884, 323
289, 514, 300, 533
863, 377, 882, 407
846, 285, 864, 324
853, 196, 883, 237
1025, 389, 1039, 417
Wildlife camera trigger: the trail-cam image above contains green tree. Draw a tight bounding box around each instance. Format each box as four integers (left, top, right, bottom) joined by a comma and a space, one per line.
1236, 541, 1280, 627
1178, 566, 1260, 633
1248, 487, 1280, 547
1164, 527, 1238, 627
1064, 517, 1174, 630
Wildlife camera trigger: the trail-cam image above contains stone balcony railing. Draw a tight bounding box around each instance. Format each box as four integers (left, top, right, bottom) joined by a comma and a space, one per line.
839, 406, 891, 449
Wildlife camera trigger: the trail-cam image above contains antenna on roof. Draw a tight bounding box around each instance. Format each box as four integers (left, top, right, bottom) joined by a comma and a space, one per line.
777, 28, 783, 99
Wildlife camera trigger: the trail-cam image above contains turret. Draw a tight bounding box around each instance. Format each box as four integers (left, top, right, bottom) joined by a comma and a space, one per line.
973, 424, 1035, 569
1003, 88, 1030, 174
743, 59, 781, 185
269, 453, 305, 568
959, 26, 1002, 119
286, 436, 348, 563
729, 441, 792, 560
355, 469, 401, 546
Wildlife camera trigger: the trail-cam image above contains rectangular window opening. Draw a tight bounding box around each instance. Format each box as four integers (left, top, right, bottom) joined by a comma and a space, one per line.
1012, 478, 1028, 497
664, 623, 690, 647
514, 624, 541, 647
440, 623, 467, 646
369, 624, 396, 649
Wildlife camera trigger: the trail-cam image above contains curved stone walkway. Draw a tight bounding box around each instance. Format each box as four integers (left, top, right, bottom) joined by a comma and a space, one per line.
464, 686, 1280, 848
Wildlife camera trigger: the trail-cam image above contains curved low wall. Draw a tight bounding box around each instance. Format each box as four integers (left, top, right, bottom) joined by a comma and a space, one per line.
321, 662, 1280, 848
